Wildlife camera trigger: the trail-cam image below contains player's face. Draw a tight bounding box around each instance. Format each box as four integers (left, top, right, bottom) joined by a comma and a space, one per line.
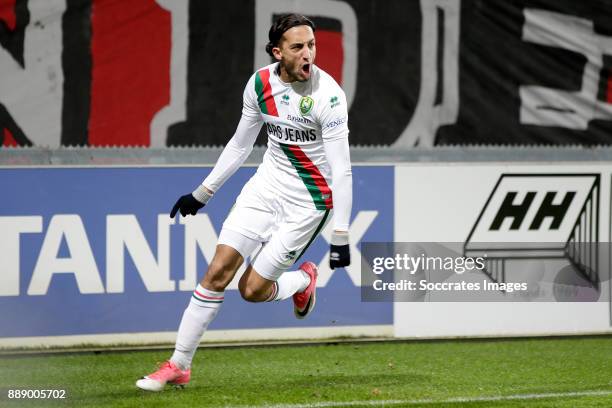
274, 25, 316, 82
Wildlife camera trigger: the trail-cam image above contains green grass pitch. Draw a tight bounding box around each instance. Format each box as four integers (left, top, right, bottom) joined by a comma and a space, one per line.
0, 336, 611, 407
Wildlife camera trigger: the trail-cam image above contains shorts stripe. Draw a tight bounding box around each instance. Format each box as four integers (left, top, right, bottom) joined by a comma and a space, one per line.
295, 209, 330, 263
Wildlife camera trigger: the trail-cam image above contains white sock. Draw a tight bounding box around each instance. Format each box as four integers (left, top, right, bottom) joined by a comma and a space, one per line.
170, 285, 224, 370
269, 270, 310, 301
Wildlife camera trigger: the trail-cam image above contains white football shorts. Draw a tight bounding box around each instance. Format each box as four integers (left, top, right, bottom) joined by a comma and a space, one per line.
218, 177, 331, 281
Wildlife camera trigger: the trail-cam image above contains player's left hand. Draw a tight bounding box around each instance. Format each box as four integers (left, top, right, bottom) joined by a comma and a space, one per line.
329, 231, 350, 269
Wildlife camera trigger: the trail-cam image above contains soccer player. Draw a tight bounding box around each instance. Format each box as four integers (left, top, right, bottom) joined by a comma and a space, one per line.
136, 13, 352, 391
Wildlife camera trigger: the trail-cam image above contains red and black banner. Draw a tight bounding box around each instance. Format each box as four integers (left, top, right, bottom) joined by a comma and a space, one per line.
0, 0, 611, 147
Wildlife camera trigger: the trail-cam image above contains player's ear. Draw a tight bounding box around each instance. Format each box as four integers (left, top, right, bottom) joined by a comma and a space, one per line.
272, 46, 282, 61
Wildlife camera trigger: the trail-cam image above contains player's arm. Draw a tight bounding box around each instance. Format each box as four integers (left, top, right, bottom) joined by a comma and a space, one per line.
320, 91, 352, 269
170, 78, 263, 218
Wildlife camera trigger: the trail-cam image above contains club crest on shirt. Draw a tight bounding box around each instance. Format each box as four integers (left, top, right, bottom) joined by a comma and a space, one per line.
299, 96, 314, 116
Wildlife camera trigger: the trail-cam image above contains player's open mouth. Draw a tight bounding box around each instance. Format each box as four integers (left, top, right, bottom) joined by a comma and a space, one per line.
301, 64, 311, 75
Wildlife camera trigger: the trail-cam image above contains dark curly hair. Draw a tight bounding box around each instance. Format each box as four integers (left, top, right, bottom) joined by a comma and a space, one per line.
265, 14, 315, 57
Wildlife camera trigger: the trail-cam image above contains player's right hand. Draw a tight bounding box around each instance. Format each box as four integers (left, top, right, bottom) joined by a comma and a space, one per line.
170, 185, 214, 218
170, 193, 205, 218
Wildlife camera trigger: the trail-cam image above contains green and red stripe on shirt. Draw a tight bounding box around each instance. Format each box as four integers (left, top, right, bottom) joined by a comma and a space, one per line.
255, 69, 279, 116
279, 142, 333, 210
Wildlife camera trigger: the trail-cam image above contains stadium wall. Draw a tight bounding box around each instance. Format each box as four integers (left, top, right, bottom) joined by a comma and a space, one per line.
1, 156, 611, 348
0, 164, 394, 348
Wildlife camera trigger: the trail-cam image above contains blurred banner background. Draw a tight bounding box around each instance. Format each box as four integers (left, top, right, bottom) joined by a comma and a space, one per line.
1, 0, 611, 148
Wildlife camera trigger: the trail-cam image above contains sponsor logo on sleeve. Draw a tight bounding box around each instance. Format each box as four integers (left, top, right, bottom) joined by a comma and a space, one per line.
324, 117, 347, 129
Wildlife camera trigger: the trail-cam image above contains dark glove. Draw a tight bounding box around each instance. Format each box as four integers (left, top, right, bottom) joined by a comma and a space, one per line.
170, 193, 204, 218
170, 185, 212, 218
329, 231, 350, 269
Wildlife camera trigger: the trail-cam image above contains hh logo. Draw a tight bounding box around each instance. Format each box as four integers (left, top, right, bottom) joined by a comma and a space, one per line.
489, 190, 575, 231
464, 174, 600, 288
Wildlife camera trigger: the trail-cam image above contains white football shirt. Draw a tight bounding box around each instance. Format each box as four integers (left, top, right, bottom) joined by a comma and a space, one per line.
203, 62, 352, 229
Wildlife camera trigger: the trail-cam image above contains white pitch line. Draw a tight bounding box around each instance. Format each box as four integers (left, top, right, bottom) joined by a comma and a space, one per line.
230, 389, 612, 408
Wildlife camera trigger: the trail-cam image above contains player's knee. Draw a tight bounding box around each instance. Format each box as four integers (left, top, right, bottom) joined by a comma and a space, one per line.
239, 284, 265, 303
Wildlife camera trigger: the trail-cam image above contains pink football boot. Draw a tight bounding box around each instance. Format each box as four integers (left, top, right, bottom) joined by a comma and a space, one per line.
293, 261, 318, 319
136, 360, 190, 392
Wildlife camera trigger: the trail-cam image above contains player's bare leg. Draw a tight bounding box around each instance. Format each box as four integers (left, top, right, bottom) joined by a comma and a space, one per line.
239, 261, 319, 318
137, 230, 321, 392
136, 244, 243, 392
201, 244, 245, 291
238, 264, 276, 302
